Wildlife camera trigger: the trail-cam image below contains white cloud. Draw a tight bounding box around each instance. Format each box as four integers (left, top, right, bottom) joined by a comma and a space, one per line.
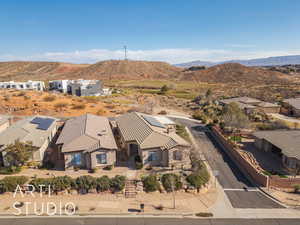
1, 48, 300, 64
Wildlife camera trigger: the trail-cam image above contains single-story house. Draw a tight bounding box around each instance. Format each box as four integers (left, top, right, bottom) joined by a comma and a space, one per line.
253, 130, 300, 171
56, 114, 117, 170
0, 116, 58, 167
282, 98, 300, 117
219, 96, 280, 114
115, 112, 191, 168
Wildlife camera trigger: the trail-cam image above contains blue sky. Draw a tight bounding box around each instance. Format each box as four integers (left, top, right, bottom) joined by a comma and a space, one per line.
0, 0, 300, 63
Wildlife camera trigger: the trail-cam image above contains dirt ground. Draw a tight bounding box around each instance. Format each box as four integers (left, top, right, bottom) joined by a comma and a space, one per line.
268, 189, 300, 207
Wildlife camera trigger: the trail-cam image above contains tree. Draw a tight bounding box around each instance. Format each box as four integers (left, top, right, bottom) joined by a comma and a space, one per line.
4, 140, 37, 167
96, 176, 111, 192
222, 102, 250, 133
110, 175, 126, 192
142, 175, 160, 192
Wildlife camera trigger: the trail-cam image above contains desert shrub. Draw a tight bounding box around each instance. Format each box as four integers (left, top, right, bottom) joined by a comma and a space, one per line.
96, 109, 107, 116
142, 175, 160, 192
158, 110, 167, 115
110, 175, 126, 192
0, 166, 21, 175
1, 176, 29, 192
17, 91, 26, 97
23, 95, 31, 100
103, 165, 113, 170
30, 178, 53, 192
195, 212, 213, 217
54, 102, 69, 110
161, 174, 182, 192
71, 104, 86, 110
43, 95, 56, 102
187, 161, 210, 191
84, 96, 99, 103
75, 176, 96, 193
3, 95, 10, 101
293, 184, 300, 193
52, 176, 74, 192
95, 176, 111, 192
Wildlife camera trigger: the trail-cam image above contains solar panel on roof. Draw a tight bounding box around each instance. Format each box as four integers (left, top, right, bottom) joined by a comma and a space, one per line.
142, 115, 165, 128
30, 117, 55, 130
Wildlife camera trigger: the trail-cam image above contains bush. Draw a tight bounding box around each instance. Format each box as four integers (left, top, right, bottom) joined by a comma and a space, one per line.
142, 175, 160, 192
158, 110, 167, 115
187, 161, 210, 191
1, 176, 29, 192
161, 174, 182, 192
110, 175, 126, 192
103, 165, 113, 170
195, 212, 213, 217
54, 102, 69, 110
0, 166, 21, 175
293, 184, 300, 193
71, 104, 86, 110
75, 176, 96, 194
52, 176, 74, 192
43, 95, 56, 102
30, 178, 53, 192
96, 176, 111, 192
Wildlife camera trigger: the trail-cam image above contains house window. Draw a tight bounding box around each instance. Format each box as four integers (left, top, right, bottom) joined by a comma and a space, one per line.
148, 151, 158, 161
96, 153, 107, 164
173, 150, 182, 161
72, 153, 81, 165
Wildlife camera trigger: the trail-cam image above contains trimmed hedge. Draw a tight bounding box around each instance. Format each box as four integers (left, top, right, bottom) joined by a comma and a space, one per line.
0, 176, 29, 193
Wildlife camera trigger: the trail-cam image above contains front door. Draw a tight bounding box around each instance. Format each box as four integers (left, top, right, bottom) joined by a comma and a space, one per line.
129, 144, 139, 156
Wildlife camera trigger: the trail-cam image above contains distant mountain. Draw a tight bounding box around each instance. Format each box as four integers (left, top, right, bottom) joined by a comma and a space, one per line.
175, 55, 300, 67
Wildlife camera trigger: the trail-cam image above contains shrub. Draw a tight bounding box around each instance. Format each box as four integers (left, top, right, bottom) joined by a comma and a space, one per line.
161, 174, 182, 192
30, 178, 53, 192
52, 176, 74, 192
195, 212, 213, 217
96, 176, 111, 192
71, 104, 86, 110
43, 95, 56, 102
187, 161, 210, 191
75, 176, 96, 193
142, 175, 160, 192
96, 109, 107, 116
1, 176, 29, 192
54, 102, 69, 110
103, 165, 113, 170
293, 184, 300, 193
89, 168, 98, 173
0, 166, 21, 175
17, 91, 26, 97
158, 110, 167, 115
110, 175, 126, 192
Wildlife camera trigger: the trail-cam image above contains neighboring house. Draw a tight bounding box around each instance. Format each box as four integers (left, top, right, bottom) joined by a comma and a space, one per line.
282, 97, 300, 117
253, 130, 300, 171
115, 112, 191, 168
56, 114, 117, 170
0, 116, 9, 134
219, 96, 280, 114
0, 80, 45, 91
0, 116, 58, 167
48, 80, 69, 93
49, 79, 111, 96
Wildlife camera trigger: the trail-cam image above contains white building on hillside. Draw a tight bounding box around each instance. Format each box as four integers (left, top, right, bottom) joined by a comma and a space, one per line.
0, 80, 45, 91
48, 80, 69, 93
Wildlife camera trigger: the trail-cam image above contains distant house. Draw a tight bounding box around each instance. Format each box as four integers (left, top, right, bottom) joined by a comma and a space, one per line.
219, 96, 280, 114
253, 130, 300, 171
282, 98, 300, 117
49, 79, 111, 96
48, 80, 69, 93
0, 116, 58, 167
115, 112, 191, 168
56, 114, 118, 170
0, 80, 45, 91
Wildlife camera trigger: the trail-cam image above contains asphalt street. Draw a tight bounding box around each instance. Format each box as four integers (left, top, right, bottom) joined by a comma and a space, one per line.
0, 218, 300, 225
171, 118, 284, 209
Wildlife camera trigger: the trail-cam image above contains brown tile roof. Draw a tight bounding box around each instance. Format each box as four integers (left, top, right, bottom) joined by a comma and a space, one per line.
116, 112, 190, 150
56, 114, 117, 153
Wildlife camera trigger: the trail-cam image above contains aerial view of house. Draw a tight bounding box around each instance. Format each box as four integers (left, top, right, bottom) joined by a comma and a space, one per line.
56, 114, 117, 170
219, 96, 280, 114
283, 97, 300, 117
253, 130, 300, 171
115, 112, 191, 168
0, 116, 57, 167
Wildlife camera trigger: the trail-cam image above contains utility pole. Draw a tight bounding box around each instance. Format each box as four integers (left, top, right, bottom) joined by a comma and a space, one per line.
124, 45, 127, 60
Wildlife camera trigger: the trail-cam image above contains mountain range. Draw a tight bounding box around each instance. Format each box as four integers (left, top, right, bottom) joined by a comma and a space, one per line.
175, 55, 300, 67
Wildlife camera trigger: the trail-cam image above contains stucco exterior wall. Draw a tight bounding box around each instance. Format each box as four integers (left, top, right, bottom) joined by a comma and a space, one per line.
90, 149, 116, 169
168, 146, 191, 168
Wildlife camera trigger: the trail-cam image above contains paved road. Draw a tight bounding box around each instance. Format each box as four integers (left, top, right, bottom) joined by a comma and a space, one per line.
171, 118, 283, 209
0, 218, 300, 225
